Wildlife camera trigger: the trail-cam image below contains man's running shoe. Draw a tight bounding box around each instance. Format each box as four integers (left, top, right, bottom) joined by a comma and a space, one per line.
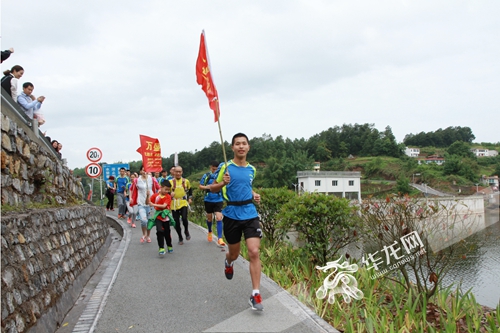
167, 247, 173, 253
159, 248, 165, 256
217, 238, 226, 247
127, 217, 131, 224
207, 232, 213, 242
186, 233, 191, 241
249, 294, 264, 311
224, 259, 234, 280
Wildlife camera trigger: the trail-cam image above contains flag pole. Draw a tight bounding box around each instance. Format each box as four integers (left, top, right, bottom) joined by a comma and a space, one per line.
215, 100, 228, 166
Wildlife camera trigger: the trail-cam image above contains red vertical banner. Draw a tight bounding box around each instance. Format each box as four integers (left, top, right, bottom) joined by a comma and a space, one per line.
196, 30, 219, 122
136, 135, 162, 172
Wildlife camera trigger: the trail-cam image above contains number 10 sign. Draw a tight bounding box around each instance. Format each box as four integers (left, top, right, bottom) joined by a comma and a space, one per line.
85, 147, 103, 178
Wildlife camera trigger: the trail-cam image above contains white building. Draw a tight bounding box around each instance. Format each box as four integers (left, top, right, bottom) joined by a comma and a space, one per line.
296, 171, 361, 201
481, 175, 499, 187
405, 147, 420, 157
471, 148, 499, 157
418, 156, 445, 165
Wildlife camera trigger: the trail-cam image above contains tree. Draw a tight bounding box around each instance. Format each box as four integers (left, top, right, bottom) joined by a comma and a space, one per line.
358, 195, 481, 300
395, 176, 411, 195
254, 187, 296, 243
277, 193, 359, 264
447, 141, 474, 158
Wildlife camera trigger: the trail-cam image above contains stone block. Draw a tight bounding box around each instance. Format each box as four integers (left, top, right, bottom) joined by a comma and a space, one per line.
9, 119, 18, 136
22, 142, 30, 158
18, 233, 26, 244
22, 181, 34, 195
13, 158, 21, 175
2, 266, 16, 289
13, 289, 22, 305
2, 173, 12, 187
16, 313, 26, 333
21, 163, 28, 180
12, 178, 21, 192
1, 114, 10, 132
36, 155, 47, 169
1, 150, 7, 169
2, 132, 13, 152
15, 136, 24, 154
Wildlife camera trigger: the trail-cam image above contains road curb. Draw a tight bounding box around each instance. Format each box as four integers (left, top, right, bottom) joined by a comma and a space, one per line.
71, 216, 131, 333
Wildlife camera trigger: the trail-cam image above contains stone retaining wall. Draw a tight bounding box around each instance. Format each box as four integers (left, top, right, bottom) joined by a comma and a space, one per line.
1, 104, 84, 207
1, 206, 109, 333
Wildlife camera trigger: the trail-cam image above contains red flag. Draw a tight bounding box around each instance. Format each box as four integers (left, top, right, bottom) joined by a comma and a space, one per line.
137, 135, 162, 172
196, 30, 219, 122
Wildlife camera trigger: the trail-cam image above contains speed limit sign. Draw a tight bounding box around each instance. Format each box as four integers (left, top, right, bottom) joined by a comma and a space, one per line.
86, 147, 103, 163
85, 163, 102, 178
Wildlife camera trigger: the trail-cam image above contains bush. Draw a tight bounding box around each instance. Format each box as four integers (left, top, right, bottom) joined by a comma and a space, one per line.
254, 187, 296, 243
277, 193, 359, 264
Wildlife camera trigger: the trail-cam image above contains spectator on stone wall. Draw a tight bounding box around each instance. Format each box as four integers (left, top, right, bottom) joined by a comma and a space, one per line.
57, 142, 63, 158
17, 82, 45, 119
1, 65, 24, 102
1, 47, 14, 63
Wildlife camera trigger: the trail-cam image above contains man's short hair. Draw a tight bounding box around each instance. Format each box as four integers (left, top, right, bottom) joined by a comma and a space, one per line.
119, 167, 126, 171
22, 82, 34, 89
160, 180, 172, 187
231, 133, 249, 146
210, 160, 219, 167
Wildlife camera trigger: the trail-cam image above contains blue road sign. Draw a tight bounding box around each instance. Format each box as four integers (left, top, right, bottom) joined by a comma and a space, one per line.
103, 163, 130, 180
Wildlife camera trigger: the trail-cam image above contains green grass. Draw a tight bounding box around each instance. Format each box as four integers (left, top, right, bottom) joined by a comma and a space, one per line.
236, 239, 500, 332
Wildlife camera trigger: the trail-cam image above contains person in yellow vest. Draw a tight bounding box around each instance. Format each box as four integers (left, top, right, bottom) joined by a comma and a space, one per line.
170, 165, 193, 245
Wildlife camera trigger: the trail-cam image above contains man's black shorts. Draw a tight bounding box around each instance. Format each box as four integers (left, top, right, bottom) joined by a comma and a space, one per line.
223, 216, 262, 245
204, 201, 223, 214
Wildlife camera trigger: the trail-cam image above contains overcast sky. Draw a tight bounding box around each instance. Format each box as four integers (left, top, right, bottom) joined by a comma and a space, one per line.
2, 0, 499, 170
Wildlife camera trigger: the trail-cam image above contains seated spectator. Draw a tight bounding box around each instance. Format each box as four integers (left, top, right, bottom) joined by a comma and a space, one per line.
1, 65, 24, 102
50, 140, 61, 157
56, 142, 63, 158
17, 82, 45, 120
1, 48, 14, 63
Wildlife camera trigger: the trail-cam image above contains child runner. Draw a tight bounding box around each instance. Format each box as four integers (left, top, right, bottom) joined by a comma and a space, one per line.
149, 180, 175, 256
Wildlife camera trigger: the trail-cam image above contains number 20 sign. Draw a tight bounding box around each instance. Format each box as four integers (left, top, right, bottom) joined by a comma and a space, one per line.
86, 147, 103, 163
85, 163, 102, 178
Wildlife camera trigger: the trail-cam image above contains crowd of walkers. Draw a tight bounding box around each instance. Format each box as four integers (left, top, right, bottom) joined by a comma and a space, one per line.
105, 133, 265, 311
1, 47, 63, 158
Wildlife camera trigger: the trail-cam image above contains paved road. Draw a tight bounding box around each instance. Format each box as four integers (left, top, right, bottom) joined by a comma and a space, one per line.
66, 209, 339, 333
410, 183, 454, 197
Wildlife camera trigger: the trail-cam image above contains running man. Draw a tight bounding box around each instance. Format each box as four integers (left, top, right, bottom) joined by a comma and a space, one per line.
115, 168, 129, 219
210, 133, 264, 311
199, 160, 225, 246
170, 166, 193, 245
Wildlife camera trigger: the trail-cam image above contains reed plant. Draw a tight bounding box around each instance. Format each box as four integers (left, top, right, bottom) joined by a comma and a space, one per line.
239, 239, 499, 332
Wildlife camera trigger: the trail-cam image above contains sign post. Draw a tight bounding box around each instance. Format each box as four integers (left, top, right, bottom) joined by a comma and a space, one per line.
86, 147, 103, 204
